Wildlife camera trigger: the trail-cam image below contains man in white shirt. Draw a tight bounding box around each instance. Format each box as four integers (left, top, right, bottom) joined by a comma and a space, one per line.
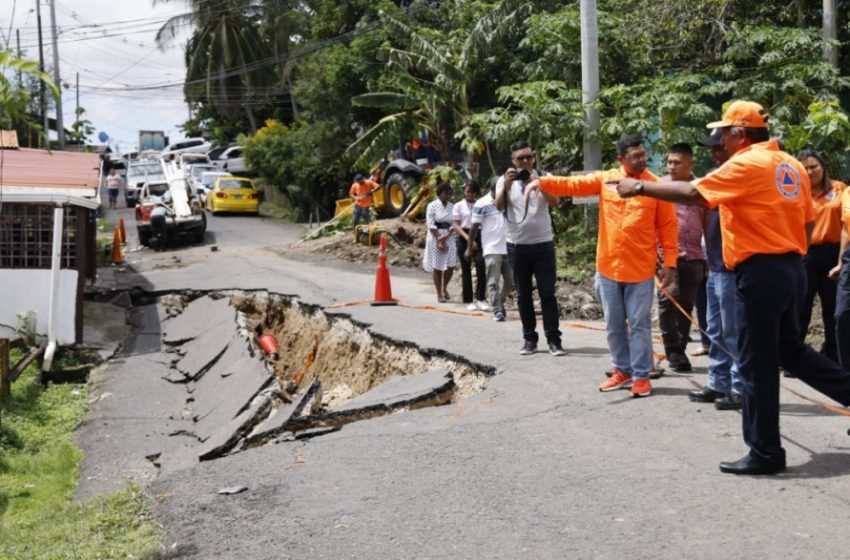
468, 184, 513, 321
494, 141, 565, 356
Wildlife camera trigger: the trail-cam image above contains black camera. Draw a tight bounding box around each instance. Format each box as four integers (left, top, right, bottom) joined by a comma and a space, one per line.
515, 168, 531, 182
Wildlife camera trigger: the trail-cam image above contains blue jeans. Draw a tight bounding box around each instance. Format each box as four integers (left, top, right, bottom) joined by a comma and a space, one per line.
706, 271, 742, 394
594, 273, 654, 379
352, 205, 370, 228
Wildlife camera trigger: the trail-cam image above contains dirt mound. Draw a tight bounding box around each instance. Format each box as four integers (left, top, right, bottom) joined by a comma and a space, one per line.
279, 218, 426, 269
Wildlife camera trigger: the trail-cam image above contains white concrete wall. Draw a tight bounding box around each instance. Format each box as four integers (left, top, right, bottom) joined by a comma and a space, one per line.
0, 269, 78, 344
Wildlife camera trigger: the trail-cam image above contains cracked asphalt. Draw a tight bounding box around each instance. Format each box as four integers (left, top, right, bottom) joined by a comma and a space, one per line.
79, 202, 850, 559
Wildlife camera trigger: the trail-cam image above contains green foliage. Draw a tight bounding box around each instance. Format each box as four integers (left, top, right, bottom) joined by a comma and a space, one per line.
0, 354, 160, 559
243, 119, 346, 220
0, 51, 58, 142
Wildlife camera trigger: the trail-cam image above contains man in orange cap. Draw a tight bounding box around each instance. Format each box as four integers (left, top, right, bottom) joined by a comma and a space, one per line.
607, 100, 850, 475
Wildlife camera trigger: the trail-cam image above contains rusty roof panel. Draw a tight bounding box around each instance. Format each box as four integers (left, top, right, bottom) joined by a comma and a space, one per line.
0, 148, 101, 191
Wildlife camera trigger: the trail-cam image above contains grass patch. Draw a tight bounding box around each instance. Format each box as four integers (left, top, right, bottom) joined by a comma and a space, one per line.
0, 350, 161, 559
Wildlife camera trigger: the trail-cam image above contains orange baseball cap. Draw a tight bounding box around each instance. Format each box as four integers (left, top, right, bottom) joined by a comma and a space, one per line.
706, 100, 769, 129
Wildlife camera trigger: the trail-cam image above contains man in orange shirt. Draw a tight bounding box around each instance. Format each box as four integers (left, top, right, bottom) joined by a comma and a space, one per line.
349, 173, 378, 228
526, 134, 678, 398
831, 187, 850, 368
608, 101, 850, 475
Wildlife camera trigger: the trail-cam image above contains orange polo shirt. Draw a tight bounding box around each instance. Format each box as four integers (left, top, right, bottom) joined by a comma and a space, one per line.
841, 187, 850, 236
350, 180, 378, 208
694, 140, 814, 270
811, 180, 846, 245
539, 167, 678, 283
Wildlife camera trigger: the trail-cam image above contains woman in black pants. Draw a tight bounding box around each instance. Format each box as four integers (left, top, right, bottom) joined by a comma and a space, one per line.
798, 149, 845, 361
453, 181, 487, 310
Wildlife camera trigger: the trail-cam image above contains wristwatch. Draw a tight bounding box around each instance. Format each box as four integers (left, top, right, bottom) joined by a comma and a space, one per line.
634, 181, 644, 195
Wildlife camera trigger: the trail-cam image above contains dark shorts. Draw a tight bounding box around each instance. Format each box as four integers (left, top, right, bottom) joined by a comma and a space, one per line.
107, 188, 119, 198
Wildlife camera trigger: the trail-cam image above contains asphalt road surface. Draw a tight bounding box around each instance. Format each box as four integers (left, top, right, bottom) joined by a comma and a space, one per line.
82, 188, 850, 560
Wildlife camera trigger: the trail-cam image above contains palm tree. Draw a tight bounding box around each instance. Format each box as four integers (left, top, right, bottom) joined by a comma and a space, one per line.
155, 0, 273, 132
344, 0, 531, 172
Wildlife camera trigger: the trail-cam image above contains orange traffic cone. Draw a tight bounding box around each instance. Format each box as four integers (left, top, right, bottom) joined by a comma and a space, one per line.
118, 217, 126, 244
258, 334, 279, 359
371, 234, 398, 306
110, 226, 124, 264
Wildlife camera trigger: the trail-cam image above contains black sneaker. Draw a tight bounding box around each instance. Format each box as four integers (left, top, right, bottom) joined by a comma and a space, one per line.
666, 351, 692, 373
548, 342, 567, 356
519, 340, 537, 355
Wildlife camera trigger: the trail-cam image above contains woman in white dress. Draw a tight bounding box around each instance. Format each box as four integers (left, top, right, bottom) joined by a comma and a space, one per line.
423, 181, 458, 302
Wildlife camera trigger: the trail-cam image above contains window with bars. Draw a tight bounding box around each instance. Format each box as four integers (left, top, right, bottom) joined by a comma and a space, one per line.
0, 204, 78, 269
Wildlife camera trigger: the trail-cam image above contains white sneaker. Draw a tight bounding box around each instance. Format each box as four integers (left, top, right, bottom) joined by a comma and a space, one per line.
476, 300, 490, 311
466, 302, 478, 311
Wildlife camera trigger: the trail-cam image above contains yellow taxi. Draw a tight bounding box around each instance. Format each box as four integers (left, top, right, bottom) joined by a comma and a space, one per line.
206, 176, 260, 215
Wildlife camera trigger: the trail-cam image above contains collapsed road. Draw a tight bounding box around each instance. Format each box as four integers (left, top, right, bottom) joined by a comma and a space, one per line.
76, 208, 850, 559
77, 290, 491, 495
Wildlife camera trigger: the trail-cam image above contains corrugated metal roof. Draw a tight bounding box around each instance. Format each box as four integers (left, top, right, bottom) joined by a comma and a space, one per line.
0, 148, 101, 196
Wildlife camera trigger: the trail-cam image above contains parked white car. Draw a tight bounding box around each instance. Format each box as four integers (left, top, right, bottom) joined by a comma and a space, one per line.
125, 161, 166, 206
196, 170, 232, 204
161, 138, 212, 159
213, 145, 248, 174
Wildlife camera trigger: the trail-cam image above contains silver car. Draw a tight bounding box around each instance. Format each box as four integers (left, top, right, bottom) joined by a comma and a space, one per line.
125, 161, 166, 206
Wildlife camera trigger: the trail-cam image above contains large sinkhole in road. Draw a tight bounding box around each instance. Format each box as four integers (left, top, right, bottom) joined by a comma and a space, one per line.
148, 290, 491, 461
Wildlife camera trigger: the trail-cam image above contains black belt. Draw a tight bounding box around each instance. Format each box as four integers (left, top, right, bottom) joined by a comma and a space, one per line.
737, 252, 801, 270
434, 222, 451, 229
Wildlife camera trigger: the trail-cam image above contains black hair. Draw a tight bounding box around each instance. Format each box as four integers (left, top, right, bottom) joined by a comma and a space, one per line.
436, 181, 453, 196
616, 134, 644, 156
510, 140, 531, 153
742, 127, 770, 144
463, 180, 480, 194
797, 148, 831, 189
668, 143, 693, 158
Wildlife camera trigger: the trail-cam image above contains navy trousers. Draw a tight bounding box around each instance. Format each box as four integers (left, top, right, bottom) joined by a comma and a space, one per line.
735, 253, 850, 464
836, 247, 850, 369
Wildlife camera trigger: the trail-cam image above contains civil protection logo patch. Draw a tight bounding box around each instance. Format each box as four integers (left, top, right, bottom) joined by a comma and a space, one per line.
775, 163, 801, 199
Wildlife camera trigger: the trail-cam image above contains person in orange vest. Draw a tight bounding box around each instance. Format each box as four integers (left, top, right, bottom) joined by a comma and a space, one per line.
607, 101, 850, 475
526, 134, 679, 397
349, 173, 378, 229
831, 186, 850, 368
796, 149, 845, 362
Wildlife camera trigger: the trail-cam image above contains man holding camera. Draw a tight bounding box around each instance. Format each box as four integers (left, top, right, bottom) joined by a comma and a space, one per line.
494, 141, 566, 356
526, 134, 678, 398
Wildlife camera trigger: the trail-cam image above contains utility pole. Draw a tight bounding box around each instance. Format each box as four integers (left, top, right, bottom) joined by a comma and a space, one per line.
580, 0, 601, 171
36, 0, 48, 147
823, 0, 838, 68
15, 29, 22, 87
48, 0, 64, 148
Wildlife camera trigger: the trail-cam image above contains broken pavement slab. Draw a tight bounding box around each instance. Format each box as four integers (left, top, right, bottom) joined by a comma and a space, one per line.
291, 369, 456, 431
190, 335, 275, 442
196, 381, 276, 461
161, 295, 235, 345
245, 379, 322, 445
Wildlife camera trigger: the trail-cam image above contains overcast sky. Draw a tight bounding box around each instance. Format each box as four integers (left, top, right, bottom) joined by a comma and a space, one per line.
1, 0, 193, 153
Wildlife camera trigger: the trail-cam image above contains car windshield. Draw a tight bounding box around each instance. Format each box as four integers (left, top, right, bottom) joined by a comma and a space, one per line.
201, 173, 227, 186
218, 179, 253, 189
191, 165, 218, 179
128, 163, 163, 177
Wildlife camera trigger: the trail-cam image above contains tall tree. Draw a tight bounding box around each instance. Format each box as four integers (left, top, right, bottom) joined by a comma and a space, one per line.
155, 0, 274, 134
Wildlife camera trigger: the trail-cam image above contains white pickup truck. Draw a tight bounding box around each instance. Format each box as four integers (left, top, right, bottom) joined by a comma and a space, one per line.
134, 161, 207, 247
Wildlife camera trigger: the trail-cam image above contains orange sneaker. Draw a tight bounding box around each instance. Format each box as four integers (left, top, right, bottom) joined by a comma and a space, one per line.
599, 369, 632, 392
631, 378, 652, 397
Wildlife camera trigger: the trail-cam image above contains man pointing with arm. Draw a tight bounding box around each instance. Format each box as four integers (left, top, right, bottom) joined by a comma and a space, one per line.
608, 101, 850, 475
526, 134, 678, 398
